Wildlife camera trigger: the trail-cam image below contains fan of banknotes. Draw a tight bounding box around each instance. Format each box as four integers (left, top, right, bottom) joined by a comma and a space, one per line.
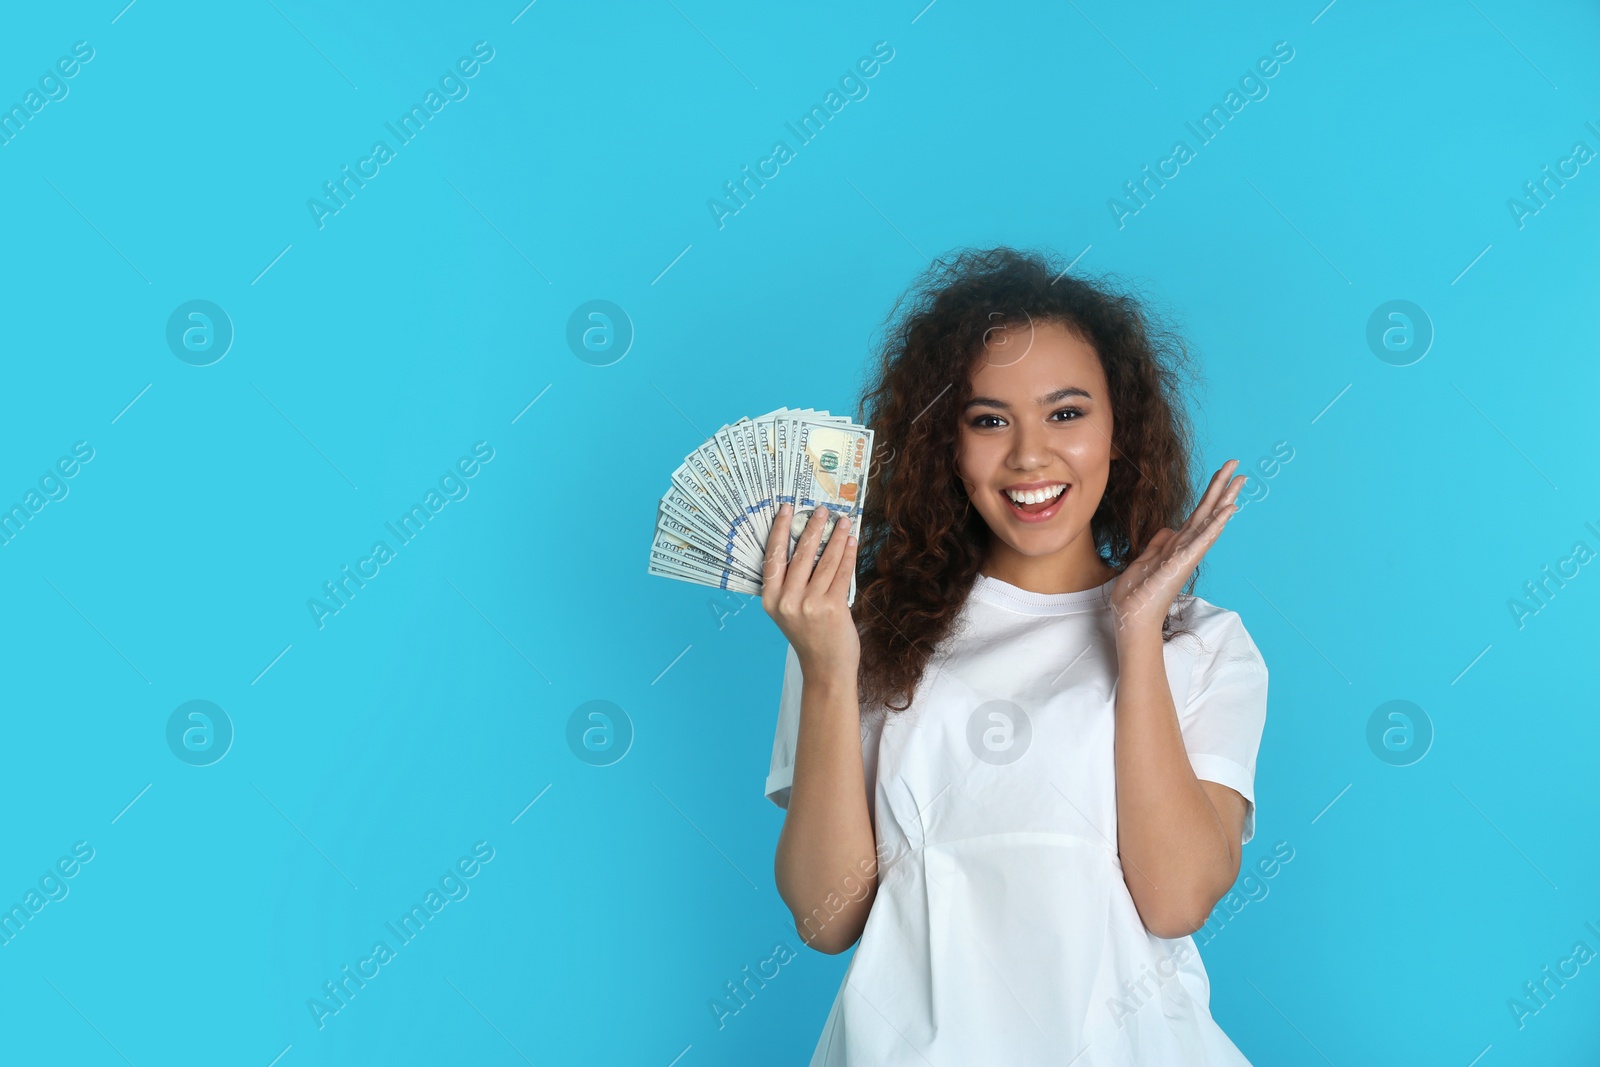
648, 408, 874, 606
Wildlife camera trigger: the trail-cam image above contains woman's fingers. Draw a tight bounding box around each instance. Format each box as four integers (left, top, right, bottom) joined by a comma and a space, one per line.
765, 505, 858, 619
761, 503, 793, 611
809, 513, 851, 594
781, 505, 831, 599
827, 519, 860, 601
1182, 460, 1239, 534
1184, 471, 1243, 543
1173, 485, 1240, 568
1203, 460, 1241, 514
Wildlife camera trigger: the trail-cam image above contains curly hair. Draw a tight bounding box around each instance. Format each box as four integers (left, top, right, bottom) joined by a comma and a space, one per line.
853, 245, 1207, 713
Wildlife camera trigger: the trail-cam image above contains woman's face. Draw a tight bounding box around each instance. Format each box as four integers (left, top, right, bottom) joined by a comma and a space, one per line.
954, 319, 1117, 572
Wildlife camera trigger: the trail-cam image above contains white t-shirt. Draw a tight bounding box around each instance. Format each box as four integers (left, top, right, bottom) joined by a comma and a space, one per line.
765, 571, 1269, 1066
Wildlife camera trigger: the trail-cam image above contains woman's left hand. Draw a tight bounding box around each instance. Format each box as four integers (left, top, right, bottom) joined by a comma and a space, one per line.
1109, 459, 1245, 638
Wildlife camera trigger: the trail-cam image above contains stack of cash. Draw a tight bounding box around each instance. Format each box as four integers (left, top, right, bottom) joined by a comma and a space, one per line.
648, 408, 874, 605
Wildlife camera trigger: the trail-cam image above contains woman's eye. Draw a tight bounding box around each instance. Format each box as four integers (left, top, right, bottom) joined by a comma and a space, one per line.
971, 410, 1083, 429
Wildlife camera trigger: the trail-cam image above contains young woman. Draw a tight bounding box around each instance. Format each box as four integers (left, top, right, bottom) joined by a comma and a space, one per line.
761, 246, 1269, 1064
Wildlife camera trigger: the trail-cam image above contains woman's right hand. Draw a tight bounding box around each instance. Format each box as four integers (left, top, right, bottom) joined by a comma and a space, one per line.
762, 503, 861, 677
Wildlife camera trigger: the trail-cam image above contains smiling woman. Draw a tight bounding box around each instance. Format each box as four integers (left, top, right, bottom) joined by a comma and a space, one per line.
957, 326, 1121, 552
762, 246, 1270, 1065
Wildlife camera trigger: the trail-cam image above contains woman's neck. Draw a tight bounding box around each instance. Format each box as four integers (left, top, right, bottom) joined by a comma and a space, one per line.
979, 547, 1118, 596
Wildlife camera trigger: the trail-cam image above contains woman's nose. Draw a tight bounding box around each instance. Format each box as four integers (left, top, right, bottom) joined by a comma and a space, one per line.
1008, 422, 1048, 468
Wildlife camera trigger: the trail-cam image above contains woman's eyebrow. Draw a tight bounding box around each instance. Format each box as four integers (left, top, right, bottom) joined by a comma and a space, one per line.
962, 386, 1093, 410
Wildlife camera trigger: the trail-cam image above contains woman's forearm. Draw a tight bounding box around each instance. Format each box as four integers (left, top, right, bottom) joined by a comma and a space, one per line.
1112, 625, 1239, 938
774, 663, 879, 954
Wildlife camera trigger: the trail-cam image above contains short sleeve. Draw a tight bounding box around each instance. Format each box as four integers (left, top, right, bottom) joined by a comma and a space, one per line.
1177, 608, 1269, 845
764, 643, 881, 821
765, 644, 804, 809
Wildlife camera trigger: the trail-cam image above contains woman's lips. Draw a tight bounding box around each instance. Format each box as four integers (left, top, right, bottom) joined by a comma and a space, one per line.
1001, 485, 1068, 523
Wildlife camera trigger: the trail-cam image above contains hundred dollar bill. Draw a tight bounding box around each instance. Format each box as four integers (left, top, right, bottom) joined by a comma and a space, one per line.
647, 533, 762, 594
785, 415, 872, 606
656, 502, 763, 583
649, 407, 871, 607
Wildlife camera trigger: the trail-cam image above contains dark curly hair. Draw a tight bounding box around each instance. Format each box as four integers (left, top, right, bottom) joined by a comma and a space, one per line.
853, 245, 1206, 713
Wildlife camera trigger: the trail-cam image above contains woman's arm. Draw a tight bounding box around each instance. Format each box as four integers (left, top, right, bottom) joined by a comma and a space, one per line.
1112, 627, 1245, 938
763, 504, 878, 954
774, 663, 879, 954
1106, 459, 1250, 938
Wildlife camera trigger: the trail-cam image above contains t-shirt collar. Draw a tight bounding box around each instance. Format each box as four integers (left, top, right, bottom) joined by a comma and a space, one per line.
970, 571, 1120, 615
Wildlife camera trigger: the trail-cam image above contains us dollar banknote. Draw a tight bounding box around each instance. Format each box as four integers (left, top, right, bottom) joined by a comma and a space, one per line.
647, 408, 873, 606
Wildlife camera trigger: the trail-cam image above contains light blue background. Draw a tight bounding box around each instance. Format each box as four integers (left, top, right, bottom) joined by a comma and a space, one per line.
1, 1, 1597, 1063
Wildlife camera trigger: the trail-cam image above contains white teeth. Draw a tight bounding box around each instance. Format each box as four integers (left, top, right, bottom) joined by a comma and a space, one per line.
1004, 484, 1067, 505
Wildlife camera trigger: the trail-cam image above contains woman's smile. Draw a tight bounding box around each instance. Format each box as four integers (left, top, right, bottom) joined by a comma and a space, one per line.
1000, 479, 1070, 522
